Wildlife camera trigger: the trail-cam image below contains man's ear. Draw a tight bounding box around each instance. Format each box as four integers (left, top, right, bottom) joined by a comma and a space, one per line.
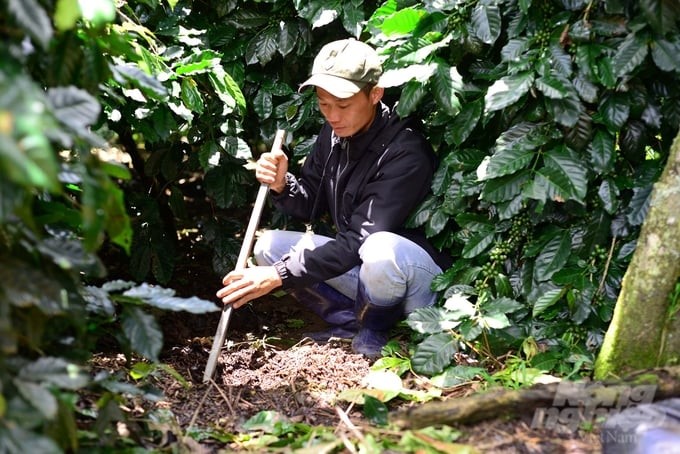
370, 86, 384, 105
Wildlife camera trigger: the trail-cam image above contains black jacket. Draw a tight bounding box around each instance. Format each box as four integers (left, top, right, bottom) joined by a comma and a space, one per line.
272, 102, 449, 289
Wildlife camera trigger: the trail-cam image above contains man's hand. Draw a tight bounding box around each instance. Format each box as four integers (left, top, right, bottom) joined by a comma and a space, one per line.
255, 147, 288, 193
216, 266, 283, 309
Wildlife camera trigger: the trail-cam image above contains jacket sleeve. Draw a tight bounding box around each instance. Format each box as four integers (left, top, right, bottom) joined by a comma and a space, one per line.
275, 129, 435, 289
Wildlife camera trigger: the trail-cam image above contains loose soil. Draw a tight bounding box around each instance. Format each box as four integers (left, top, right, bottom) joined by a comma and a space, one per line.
92, 232, 602, 453
91, 297, 601, 453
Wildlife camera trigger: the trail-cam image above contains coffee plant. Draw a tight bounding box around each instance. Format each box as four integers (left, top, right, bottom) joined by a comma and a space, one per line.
392, 0, 680, 377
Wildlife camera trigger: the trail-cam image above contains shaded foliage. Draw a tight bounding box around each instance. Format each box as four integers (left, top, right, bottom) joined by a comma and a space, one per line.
392, 0, 680, 380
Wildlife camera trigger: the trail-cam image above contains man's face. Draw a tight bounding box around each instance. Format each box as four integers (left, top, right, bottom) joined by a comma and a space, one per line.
316, 86, 384, 138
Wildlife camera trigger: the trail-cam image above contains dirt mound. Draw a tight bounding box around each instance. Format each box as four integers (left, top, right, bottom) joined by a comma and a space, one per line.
159, 334, 370, 430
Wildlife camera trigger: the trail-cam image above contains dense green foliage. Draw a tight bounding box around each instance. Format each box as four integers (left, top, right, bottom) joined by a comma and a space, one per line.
2, 0, 680, 450
397, 0, 680, 379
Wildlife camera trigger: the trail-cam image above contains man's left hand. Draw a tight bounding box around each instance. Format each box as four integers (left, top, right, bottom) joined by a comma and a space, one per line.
216, 266, 283, 309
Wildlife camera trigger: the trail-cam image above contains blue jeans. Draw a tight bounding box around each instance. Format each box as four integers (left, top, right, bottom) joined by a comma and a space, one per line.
253, 230, 441, 314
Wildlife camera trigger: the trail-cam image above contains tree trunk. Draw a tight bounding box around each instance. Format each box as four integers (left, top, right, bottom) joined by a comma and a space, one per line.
392, 367, 680, 429
594, 130, 680, 379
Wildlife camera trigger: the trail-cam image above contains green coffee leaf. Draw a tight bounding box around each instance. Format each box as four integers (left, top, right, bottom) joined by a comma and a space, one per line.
471, 3, 501, 44
7, 0, 53, 49
123, 283, 219, 314
651, 36, 680, 72
18, 357, 89, 389
406, 306, 461, 334
431, 62, 463, 116
532, 288, 564, 317
479, 312, 510, 330
612, 32, 649, 78
380, 7, 424, 37
542, 146, 588, 201
533, 230, 572, 282
481, 170, 530, 202
448, 98, 482, 145
483, 147, 534, 180
411, 333, 458, 376
589, 129, 615, 173
397, 80, 427, 117
363, 395, 389, 426
121, 306, 163, 362
485, 72, 534, 113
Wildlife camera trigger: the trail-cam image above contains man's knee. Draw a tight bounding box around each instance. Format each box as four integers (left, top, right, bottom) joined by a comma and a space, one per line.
359, 232, 400, 264
359, 231, 439, 311
359, 232, 406, 304
253, 230, 276, 265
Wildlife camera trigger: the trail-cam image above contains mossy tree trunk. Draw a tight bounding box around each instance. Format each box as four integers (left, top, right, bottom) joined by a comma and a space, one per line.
594, 131, 680, 379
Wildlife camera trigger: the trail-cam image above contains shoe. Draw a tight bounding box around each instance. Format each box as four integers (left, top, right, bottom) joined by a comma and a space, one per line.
352, 281, 403, 359
304, 325, 356, 343
290, 282, 356, 326
351, 328, 389, 359
291, 283, 357, 343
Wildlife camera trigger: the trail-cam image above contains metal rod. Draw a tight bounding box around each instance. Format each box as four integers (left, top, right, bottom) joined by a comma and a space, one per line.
203, 129, 287, 383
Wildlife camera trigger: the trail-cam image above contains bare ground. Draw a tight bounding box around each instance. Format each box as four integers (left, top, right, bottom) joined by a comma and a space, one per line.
90, 290, 602, 453
90, 230, 602, 452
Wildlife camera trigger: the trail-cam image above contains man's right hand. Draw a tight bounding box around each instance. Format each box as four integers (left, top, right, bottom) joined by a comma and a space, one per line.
255, 147, 288, 193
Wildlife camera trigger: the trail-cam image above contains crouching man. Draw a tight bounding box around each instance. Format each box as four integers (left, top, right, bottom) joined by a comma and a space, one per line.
216, 39, 450, 359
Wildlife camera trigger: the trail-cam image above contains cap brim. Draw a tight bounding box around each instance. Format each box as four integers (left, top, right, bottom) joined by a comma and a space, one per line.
298, 74, 365, 99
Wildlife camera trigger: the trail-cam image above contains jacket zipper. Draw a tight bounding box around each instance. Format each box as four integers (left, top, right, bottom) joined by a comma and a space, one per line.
333, 139, 350, 224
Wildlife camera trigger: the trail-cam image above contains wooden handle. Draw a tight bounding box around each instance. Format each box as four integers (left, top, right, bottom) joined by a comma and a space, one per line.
234, 129, 287, 270
203, 129, 287, 383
